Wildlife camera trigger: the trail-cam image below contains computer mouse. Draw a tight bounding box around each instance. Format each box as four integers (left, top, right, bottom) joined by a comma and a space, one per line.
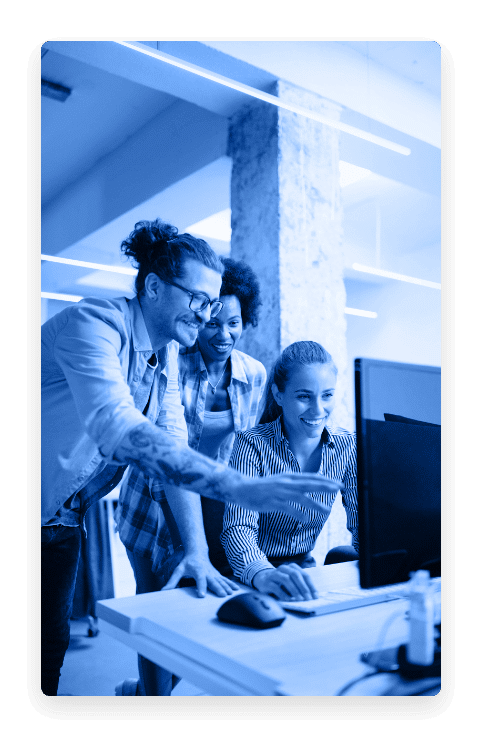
216, 592, 286, 629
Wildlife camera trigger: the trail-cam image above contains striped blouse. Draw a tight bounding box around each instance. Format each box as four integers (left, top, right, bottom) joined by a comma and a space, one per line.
220, 416, 358, 586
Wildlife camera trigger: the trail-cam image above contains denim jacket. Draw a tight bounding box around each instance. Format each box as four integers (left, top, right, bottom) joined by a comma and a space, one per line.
41, 296, 187, 525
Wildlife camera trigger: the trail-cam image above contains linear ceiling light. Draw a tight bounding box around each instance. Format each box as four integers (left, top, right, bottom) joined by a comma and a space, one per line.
41, 292, 83, 302
41, 254, 136, 276
344, 307, 377, 318
115, 41, 411, 157
352, 263, 441, 289
41, 292, 380, 315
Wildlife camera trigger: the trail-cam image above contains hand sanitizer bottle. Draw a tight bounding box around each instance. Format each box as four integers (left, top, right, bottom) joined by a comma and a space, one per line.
407, 569, 435, 666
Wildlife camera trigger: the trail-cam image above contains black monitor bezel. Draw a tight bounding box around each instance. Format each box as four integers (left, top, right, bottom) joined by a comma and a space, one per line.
355, 357, 441, 589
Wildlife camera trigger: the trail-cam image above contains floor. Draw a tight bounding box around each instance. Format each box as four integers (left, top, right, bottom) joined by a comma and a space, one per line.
57, 617, 206, 696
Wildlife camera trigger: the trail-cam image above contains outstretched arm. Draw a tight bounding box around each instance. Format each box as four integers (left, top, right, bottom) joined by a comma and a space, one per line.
115, 422, 244, 503
52, 304, 339, 519
114, 422, 340, 521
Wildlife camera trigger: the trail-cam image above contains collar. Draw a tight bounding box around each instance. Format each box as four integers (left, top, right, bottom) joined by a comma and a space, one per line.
128, 296, 170, 370
229, 349, 249, 384
128, 296, 154, 353
272, 416, 336, 448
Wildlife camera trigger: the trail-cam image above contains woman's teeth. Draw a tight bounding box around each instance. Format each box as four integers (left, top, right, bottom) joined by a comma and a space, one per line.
301, 418, 324, 426
213, 344, 231, 351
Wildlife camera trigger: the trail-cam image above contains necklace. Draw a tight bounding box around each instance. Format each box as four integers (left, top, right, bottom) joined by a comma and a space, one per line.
206, 363, 227, 394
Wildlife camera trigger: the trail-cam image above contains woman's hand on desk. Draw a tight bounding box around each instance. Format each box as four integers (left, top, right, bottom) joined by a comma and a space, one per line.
253, 564, 319, 601
162, 554, 239, 598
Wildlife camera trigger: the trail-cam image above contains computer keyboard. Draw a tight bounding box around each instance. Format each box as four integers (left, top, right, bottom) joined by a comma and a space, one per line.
280, 582, 412, 616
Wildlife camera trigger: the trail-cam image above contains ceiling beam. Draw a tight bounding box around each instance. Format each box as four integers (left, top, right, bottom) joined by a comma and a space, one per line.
42, 99, 228, 256
42, 40, 275, 118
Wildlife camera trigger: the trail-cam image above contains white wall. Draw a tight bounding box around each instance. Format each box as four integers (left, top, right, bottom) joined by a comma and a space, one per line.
345, 279, 441, 367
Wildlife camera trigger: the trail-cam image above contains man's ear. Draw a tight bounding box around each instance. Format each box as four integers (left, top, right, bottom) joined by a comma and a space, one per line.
271, 383, 283, 407
144, 272, 163, 302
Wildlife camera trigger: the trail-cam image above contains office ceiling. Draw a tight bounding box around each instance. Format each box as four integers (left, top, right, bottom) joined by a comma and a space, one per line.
338, 41, 441, 96
41, 49, 177, 206
41, 41, 441, 301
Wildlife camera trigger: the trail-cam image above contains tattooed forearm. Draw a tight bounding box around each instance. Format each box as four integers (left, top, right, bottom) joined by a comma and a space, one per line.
150, 455, 239, 503
155, 458, 204, 486
128, 425, 158, 448
199, 474, 237, 503
115, 420, 243, 502
127, 424, 162, 449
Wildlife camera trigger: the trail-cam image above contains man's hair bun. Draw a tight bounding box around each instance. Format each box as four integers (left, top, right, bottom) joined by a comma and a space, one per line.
121, 218, 223, 294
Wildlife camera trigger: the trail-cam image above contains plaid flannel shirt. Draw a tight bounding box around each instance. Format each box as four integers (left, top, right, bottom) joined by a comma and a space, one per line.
116, 344, 267, 572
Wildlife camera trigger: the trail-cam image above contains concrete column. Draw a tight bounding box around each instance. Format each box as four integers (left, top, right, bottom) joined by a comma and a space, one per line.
229, 80, 350, 429
229, 80, 351, 554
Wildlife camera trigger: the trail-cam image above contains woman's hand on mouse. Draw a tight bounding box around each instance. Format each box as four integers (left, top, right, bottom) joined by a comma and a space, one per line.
162, 553, 239, 598
252, 564, 319, 601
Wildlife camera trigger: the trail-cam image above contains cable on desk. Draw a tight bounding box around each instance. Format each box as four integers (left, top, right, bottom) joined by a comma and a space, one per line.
337, 614, 406, 696
336, 671, 392, 696
373, 609, 407, 652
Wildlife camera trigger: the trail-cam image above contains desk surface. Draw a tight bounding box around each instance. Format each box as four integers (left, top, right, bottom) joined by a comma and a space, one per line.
98, 562, 414, 696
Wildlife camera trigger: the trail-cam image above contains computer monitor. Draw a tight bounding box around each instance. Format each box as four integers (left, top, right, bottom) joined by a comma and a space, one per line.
354, 358, 441, 589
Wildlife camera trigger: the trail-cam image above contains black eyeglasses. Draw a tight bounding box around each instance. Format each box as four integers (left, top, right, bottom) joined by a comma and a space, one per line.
161, 278, 223, 318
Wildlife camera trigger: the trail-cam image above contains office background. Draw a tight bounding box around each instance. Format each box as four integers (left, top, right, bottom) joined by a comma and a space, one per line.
40, 40, 441, 564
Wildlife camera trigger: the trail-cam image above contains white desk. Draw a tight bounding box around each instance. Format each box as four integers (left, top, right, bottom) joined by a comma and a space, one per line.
96, 562, 425, 696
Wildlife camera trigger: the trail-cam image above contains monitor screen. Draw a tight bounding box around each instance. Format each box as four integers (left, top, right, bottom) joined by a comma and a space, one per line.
355, 358, 441, 588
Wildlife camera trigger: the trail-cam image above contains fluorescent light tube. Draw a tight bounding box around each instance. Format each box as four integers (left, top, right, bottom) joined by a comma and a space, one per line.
352, 263, 441, 289
42, 291, 379, 316
41, 254, 136, 276
41, 292, 83, 302
345, 307, 377, 318
115, 42, 411, 157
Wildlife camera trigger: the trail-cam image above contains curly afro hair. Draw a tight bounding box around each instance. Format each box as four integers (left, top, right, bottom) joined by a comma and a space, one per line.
219, 257, 262, 328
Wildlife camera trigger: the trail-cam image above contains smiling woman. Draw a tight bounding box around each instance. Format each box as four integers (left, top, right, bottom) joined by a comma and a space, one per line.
221, 340, 359, 602
195, 256, 262, 399
271, 362, 338, 465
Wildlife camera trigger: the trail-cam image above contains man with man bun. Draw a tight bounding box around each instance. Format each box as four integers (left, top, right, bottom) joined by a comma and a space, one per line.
41, 219, 341, 696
